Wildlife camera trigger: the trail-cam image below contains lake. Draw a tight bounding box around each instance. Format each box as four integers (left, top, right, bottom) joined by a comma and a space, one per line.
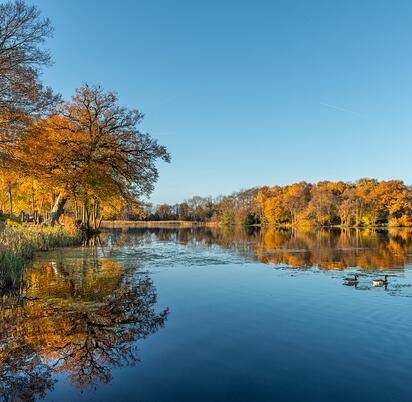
1, 226, 412, 402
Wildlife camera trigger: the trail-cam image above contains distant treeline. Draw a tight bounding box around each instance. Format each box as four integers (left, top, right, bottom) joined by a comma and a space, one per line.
137, 179, 412, 227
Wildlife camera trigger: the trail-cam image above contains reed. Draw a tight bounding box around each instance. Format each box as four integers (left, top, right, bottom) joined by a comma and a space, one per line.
0, 224, 82, 295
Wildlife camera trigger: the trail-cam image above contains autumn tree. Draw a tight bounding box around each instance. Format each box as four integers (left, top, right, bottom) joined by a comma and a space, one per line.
371, 180, 412, 226
338, 186, 356, 226
257, 186, 288, 225
0, 168, 20, 215
232, 188, 261, 225
215, 195, 235, 224
18, 84, 170, 227
353, 178, 378, 226
306, 187, 338, 226
0, 0, 56, 151
283, 181, 310, 225
252, 179, 412, 228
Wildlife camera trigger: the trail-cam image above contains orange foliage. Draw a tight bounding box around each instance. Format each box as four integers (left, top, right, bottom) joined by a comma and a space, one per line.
256, 178, 412, 227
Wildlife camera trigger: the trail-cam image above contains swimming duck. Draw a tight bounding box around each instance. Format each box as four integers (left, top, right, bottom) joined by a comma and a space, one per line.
372, 275, 388, 287
343, 274, 359, 286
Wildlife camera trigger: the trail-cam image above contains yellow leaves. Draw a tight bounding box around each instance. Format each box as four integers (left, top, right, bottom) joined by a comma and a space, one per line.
388, 215, 412, 227
264, 197, 288, 224
255, 179, 412, 227
256, 190, 266, 208
1, 83, 169, 227
257, 187, 289, 224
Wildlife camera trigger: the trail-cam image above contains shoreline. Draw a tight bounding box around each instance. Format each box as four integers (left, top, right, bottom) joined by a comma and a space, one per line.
0, 224, 82, 295
101, 220, 412, 230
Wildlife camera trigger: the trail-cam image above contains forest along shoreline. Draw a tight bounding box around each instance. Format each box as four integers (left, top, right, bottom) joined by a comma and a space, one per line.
138, 180, 412, 228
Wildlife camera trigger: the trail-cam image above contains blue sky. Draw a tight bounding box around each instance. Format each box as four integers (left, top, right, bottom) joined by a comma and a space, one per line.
34, 0, 412, 204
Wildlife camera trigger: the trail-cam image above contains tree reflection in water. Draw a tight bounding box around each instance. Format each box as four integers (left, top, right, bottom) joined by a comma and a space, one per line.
0, 249, 169, 400
103, 226, 412, 271
2, 226, 412, 400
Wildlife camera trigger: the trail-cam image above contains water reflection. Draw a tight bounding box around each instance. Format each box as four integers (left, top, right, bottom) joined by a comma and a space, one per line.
102, 226, 412, 271
0, 249, 169, 400
2, 226, 412, 401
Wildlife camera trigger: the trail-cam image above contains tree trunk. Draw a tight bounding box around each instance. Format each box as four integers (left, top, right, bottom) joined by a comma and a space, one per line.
74, 197, 79, 221
92, 203, 97, 230
84, 203, 90, 230
47, 193, 68, 226
82, 203, 86, 225
8, 185, 12, 216
92, 201, 100, 230
31, 182, 35, 215
39, 196, 44, 223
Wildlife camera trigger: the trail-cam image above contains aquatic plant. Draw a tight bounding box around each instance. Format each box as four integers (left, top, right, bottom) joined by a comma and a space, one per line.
0, 224, 82, 294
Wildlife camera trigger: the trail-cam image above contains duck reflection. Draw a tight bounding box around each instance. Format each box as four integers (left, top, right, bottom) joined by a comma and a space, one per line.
0, 250, 169, 399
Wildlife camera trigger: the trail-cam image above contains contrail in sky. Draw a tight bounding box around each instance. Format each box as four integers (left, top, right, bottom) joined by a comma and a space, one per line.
320, 102, 362, 117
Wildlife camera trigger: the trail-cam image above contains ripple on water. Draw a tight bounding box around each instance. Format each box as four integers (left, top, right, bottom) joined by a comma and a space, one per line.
110, 241, 250, 269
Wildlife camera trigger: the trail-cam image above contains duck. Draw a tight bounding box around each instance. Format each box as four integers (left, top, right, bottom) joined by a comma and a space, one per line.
372, 275, 388, 287
343, 274, 359, 286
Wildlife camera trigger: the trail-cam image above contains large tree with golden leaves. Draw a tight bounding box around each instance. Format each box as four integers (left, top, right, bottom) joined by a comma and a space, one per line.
19, 84, 170, 226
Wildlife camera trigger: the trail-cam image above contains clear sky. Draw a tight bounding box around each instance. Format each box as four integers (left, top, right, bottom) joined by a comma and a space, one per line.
34, 0, 412, 204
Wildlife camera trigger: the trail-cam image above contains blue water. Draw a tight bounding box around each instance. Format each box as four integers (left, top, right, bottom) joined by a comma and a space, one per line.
1, 227, 412, 402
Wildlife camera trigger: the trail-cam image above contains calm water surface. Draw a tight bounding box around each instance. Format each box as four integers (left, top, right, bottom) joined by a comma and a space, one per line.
1, 227, 412, 402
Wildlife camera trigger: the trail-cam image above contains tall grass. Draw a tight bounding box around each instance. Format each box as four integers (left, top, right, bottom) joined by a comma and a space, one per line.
0, 224, 82, 295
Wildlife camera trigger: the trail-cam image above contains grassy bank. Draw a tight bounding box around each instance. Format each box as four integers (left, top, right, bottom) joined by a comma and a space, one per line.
0, 223, 82, 295
101, 220, 412, 230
